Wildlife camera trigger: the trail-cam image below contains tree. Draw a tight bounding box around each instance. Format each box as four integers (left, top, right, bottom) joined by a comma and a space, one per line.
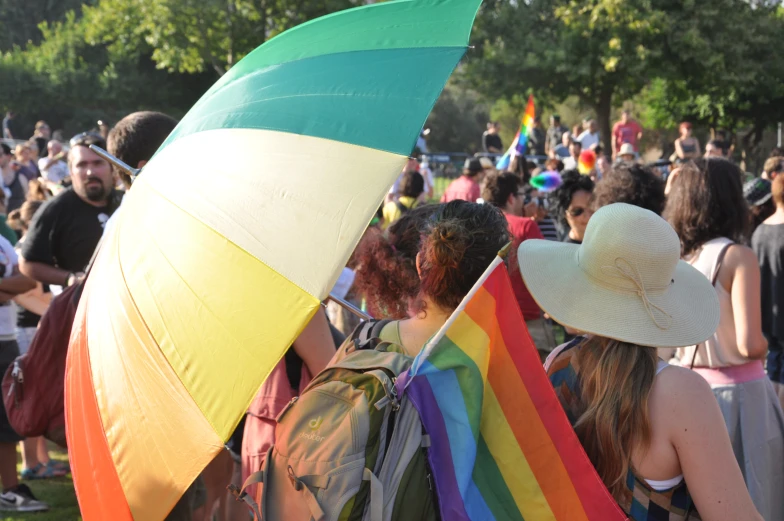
0, 9, 213, 137
83, 0, 363, 77
0, 0, 88, 50
425, 85, 490, 154
463, 0, 784, 157
465, 0, 669, 153
640, 1, 784, 156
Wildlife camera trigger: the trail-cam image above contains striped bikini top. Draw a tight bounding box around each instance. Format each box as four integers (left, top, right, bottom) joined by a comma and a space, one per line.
546, 336, 698, 521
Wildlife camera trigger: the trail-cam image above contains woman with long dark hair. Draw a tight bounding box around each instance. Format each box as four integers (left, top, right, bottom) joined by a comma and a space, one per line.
665, 158, 784, 520
520, 203, 762, 520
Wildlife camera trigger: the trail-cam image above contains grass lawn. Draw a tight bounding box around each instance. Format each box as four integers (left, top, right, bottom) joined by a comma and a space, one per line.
431, 177, 451, 203
5, 443, 80, 521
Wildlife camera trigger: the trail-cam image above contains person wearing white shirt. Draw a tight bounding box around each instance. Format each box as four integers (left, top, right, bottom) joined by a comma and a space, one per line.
562, 139, 582, 171
37, 141, 69, 185
577, 119, 600, 150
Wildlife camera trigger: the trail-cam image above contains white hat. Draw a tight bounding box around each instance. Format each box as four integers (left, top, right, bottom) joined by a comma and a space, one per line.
618, 143, 636, 156
478, 157, 495, 170
518, 203, 719, 348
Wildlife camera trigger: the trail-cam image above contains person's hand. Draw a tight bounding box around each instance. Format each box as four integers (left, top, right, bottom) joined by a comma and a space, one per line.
665, 167, 681, 196
66, 272, 85, 287
524, 200, 538, 218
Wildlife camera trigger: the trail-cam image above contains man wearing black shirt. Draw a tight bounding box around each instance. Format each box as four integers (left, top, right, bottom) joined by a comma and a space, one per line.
20, 134, 122, 287
482, 122, 503, 154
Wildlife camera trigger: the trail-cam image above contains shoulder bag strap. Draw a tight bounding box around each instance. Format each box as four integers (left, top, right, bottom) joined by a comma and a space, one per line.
690, 242, 732, 370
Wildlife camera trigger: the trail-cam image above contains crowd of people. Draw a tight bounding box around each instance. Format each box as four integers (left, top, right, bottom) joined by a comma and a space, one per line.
0, 103, 781, 521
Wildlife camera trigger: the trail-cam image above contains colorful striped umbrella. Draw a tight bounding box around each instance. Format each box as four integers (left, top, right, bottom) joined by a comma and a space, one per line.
64, 1, 482, 519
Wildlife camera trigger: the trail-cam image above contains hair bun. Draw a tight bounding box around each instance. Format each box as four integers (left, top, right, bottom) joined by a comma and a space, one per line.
428, 219, 471, 270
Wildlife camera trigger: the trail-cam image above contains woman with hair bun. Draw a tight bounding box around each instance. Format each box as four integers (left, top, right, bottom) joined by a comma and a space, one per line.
354, 200, 509, 355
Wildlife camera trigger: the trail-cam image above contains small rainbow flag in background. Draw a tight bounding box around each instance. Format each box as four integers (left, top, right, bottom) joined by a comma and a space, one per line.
496, 94, 536, 170
397, 255, 627, 521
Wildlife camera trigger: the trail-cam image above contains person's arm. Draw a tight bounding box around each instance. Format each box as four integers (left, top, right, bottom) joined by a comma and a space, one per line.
611, 129, 618, 159
0, 290, 15, 304
18, 258, 79, 287
0, 265, 36, 295
667, 368, 764, 521
674, 139, 684, 159
38, 153, 64, 174
18, 199, 68, 285
12, 282, 50, 316
720, 245, 768, 360
664, 167, 681, 196
292, 307, 338, 376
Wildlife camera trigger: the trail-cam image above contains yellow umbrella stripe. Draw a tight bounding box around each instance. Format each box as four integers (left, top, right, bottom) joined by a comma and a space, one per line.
141, 129, 409, 298
83, 221, 224, 520
117, 179, 324, 439
119, 130, 407, 437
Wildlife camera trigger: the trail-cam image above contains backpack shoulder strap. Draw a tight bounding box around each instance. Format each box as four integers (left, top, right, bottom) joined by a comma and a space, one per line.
351, 319, 392, 351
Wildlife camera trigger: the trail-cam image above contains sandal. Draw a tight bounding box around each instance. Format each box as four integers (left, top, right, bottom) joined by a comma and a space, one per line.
20, 463, 67, 480
46, 459, 70, 474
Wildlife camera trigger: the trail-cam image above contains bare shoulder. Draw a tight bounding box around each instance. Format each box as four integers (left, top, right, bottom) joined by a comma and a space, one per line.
723, 243, 757, 268
651, 364, 715, 411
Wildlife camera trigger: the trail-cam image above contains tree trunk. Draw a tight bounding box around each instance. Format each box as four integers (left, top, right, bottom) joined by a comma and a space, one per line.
595, 90, 614, 156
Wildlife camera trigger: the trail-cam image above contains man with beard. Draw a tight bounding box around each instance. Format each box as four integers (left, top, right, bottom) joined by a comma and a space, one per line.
20, 133, 122, 287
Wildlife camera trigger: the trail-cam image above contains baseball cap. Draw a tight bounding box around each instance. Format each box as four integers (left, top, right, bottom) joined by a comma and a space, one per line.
464, 158, 483, 174
743, 178, 772, 207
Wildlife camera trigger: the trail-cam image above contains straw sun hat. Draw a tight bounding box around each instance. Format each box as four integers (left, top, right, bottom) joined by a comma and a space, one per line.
518, 203, 720, 348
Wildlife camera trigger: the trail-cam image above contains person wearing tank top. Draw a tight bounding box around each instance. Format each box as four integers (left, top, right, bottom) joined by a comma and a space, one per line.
666, 158, 784, 521
520, 203, 762, 521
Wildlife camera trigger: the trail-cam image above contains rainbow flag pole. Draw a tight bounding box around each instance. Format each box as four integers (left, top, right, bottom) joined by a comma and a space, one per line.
398, 253, 627, 521
496, 94, 536, 170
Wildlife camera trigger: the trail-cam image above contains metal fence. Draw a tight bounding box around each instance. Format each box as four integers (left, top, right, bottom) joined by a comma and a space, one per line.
423, 152, 550, 179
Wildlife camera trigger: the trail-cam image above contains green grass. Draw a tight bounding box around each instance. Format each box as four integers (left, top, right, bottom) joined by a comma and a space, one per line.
431, 176, 451, 203
5, 443, 80, 521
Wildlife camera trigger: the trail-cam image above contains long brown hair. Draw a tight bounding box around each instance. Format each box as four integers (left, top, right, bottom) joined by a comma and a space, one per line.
665, 158, 749, 256
573, 336, 658, 501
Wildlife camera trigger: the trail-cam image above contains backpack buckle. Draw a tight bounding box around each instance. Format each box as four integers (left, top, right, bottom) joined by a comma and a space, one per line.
288, 466, 303, 491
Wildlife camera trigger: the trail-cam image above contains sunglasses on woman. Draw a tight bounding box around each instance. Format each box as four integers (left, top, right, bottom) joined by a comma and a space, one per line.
567, 207, 588, 217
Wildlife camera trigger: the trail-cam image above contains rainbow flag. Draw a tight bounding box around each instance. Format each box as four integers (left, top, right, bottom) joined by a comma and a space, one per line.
397, 256, 626, 521
496, 94, 536, 170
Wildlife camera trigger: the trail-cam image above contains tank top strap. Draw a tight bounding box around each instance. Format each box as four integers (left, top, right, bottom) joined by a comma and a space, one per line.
688, 237, 733, 284
655, 359, 669, 376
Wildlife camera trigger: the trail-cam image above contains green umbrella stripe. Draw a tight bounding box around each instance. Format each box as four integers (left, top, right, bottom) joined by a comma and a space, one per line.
161, 46, 465, 156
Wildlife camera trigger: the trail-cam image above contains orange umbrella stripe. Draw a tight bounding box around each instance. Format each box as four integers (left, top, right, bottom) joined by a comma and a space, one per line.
65, 294, 133, 521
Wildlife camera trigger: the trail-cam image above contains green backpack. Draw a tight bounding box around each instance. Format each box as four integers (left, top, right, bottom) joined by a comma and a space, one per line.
233, 320, 440, 521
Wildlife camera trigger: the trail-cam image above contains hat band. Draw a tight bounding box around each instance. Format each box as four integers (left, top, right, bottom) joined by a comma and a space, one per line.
578, 253, 673, 331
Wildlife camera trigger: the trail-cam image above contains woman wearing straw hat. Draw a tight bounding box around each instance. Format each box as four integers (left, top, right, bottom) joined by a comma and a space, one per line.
519, 203, 763, 520
666, 158, 784, 521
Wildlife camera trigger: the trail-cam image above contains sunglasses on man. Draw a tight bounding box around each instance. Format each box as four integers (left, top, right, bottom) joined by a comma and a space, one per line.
70, 132, 106, 149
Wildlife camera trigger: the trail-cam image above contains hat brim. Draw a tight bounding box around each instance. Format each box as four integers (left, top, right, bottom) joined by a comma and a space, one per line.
518, 240, 720, 348
751, 193, 773, 206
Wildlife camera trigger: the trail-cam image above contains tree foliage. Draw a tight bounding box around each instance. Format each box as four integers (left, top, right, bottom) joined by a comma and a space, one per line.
424, 85, 490, 154
83, 0, 363, 76
0, 9, 213, 138
463, 0, 784, 155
